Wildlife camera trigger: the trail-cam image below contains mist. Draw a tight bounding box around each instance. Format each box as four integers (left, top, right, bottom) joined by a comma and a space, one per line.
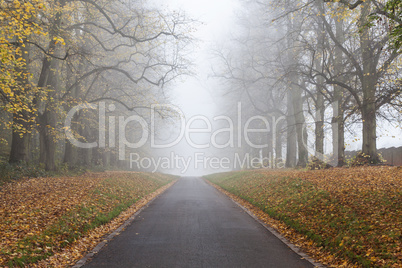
1, 0, 401, 175
141, 0, 402, 176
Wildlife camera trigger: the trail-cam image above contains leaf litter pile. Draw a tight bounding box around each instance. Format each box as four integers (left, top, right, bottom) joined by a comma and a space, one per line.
0, 172, 176, 267
206, 166, 402, 267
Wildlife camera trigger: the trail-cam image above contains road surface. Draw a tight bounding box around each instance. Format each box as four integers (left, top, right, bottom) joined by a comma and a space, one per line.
83, 177, 314, 268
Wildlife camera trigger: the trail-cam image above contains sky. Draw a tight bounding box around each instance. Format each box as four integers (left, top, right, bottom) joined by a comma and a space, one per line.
146, 0, 242, 176
150, 0, 240, 117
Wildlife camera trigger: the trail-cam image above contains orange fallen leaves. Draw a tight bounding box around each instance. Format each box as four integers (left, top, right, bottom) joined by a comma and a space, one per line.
206, 166, 402, 268
33, 180, 176, 268
0, 171, 176, 267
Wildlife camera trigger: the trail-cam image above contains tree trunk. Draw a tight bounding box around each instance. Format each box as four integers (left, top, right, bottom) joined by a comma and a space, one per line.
361, 107, 377, 157
275, 118, 283, 167
359, 1, 379, 162
332, 97, 345, 166
9, 116, 29, 163
109, 151, 116, 167
285, 6, 305, 167
314, 0, 325, 157
332, 16, 346, 166
92, 147, 103, 166
39, 59, 60, 171
292, 85, 308, 167
315, 78, 325, 156
36, 1, 65, 171
39, 114, 46, 165
9, 41, 31, 164
43, 106, 58, 171
102, 151, 108, 167
63, 60, 81, 166
78, 120, 91, 166
286, 91, 297, 167
63, 139, 76, 165
79, 148, 91, 166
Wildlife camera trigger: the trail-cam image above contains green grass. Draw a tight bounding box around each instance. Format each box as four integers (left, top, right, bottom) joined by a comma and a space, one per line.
205, 169, 402, 267
2, 172, 176, 267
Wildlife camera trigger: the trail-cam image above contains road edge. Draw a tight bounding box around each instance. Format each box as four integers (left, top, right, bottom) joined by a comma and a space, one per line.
203, 178, 326, 268
71, 179, 178, 268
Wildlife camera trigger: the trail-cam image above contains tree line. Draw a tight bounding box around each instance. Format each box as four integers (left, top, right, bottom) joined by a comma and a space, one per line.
213, 0, 401, 168
0, 0, 194, 171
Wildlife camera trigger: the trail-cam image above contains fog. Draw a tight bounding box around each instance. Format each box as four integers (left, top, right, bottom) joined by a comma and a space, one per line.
143, 0, 402, 176
1, 0, 401, 174
143, 0, 242, 176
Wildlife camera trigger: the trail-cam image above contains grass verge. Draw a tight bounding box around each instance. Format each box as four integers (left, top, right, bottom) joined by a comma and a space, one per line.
205, 167, 401, 268
0, 172, 176, 267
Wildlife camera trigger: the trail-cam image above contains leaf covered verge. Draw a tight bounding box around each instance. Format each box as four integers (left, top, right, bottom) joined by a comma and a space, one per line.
0, 172, 176, 267
205, 166, 402, 268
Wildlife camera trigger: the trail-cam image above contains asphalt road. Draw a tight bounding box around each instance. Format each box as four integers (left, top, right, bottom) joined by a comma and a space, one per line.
83, 177, 314, 268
